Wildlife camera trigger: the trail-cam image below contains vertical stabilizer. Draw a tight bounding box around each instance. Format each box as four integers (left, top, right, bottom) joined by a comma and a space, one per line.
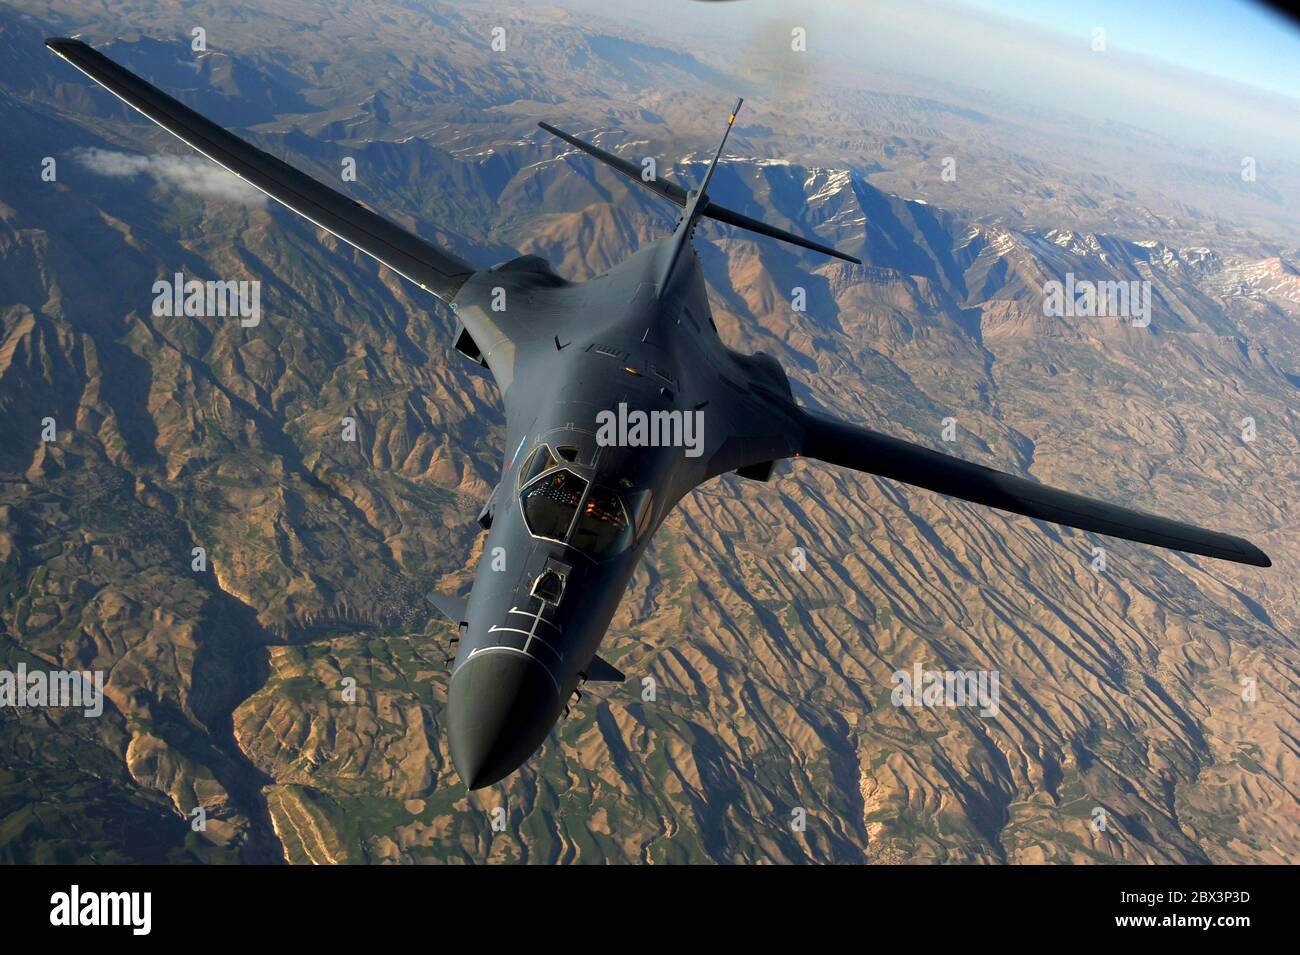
655, 98, 744, 293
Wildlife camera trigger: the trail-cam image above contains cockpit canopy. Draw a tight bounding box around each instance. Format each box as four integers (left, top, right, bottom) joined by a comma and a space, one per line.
517, 443, 650, 557
520, 467, 589, 541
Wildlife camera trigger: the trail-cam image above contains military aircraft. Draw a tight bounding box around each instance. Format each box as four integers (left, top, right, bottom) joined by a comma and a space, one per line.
46, 38, 1271, 790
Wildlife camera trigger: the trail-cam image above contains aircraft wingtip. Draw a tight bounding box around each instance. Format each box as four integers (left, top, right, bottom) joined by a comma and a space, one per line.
46, 37, 91, 60
1238, 541, 1272, 567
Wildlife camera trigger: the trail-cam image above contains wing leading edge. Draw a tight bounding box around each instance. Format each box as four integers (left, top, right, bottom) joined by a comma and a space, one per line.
799, 410, 1271, 567
45, 37, 475, 305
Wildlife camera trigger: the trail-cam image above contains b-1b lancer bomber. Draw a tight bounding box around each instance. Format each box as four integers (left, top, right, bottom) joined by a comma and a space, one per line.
46, 38, 1271, 790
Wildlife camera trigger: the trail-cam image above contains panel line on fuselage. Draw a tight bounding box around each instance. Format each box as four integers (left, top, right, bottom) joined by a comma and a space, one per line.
508, 607, 561, 633
488, 601, 566, 665
461, 645, 562, 698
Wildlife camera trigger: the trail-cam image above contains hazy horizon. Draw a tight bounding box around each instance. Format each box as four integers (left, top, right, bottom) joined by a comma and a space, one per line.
536, 0, 1300, 158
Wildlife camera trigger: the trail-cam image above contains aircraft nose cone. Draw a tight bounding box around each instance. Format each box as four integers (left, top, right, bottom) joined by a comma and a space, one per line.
447, 651, 559, 789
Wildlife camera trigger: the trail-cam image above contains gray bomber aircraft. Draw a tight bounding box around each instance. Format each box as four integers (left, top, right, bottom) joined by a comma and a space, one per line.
47, 38, 1271, 790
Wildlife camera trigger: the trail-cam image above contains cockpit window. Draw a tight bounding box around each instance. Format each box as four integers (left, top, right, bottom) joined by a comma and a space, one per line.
555, 445, 580, 463
518, 443, 560, 489
571, 486, 633, 557
521, 469, 587, 540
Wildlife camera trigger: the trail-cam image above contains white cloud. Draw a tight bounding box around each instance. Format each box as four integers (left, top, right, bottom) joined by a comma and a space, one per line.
74, 147, 266, 206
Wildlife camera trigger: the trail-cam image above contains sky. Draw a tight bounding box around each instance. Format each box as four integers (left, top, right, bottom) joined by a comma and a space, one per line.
960, 0, 1300, 100
831, 0, 1300, 150
546, 0, 1300, 155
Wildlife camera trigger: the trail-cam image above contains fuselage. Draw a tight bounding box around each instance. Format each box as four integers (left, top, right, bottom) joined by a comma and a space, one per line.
442, 236, 802, 788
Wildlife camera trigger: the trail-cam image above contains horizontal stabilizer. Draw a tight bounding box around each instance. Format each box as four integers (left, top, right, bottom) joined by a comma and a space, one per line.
538, 121, 689, 207
707, 203, 861, 263
581, 655, 625, 683
425, 591, 469, 626
537, 121, 860, 265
